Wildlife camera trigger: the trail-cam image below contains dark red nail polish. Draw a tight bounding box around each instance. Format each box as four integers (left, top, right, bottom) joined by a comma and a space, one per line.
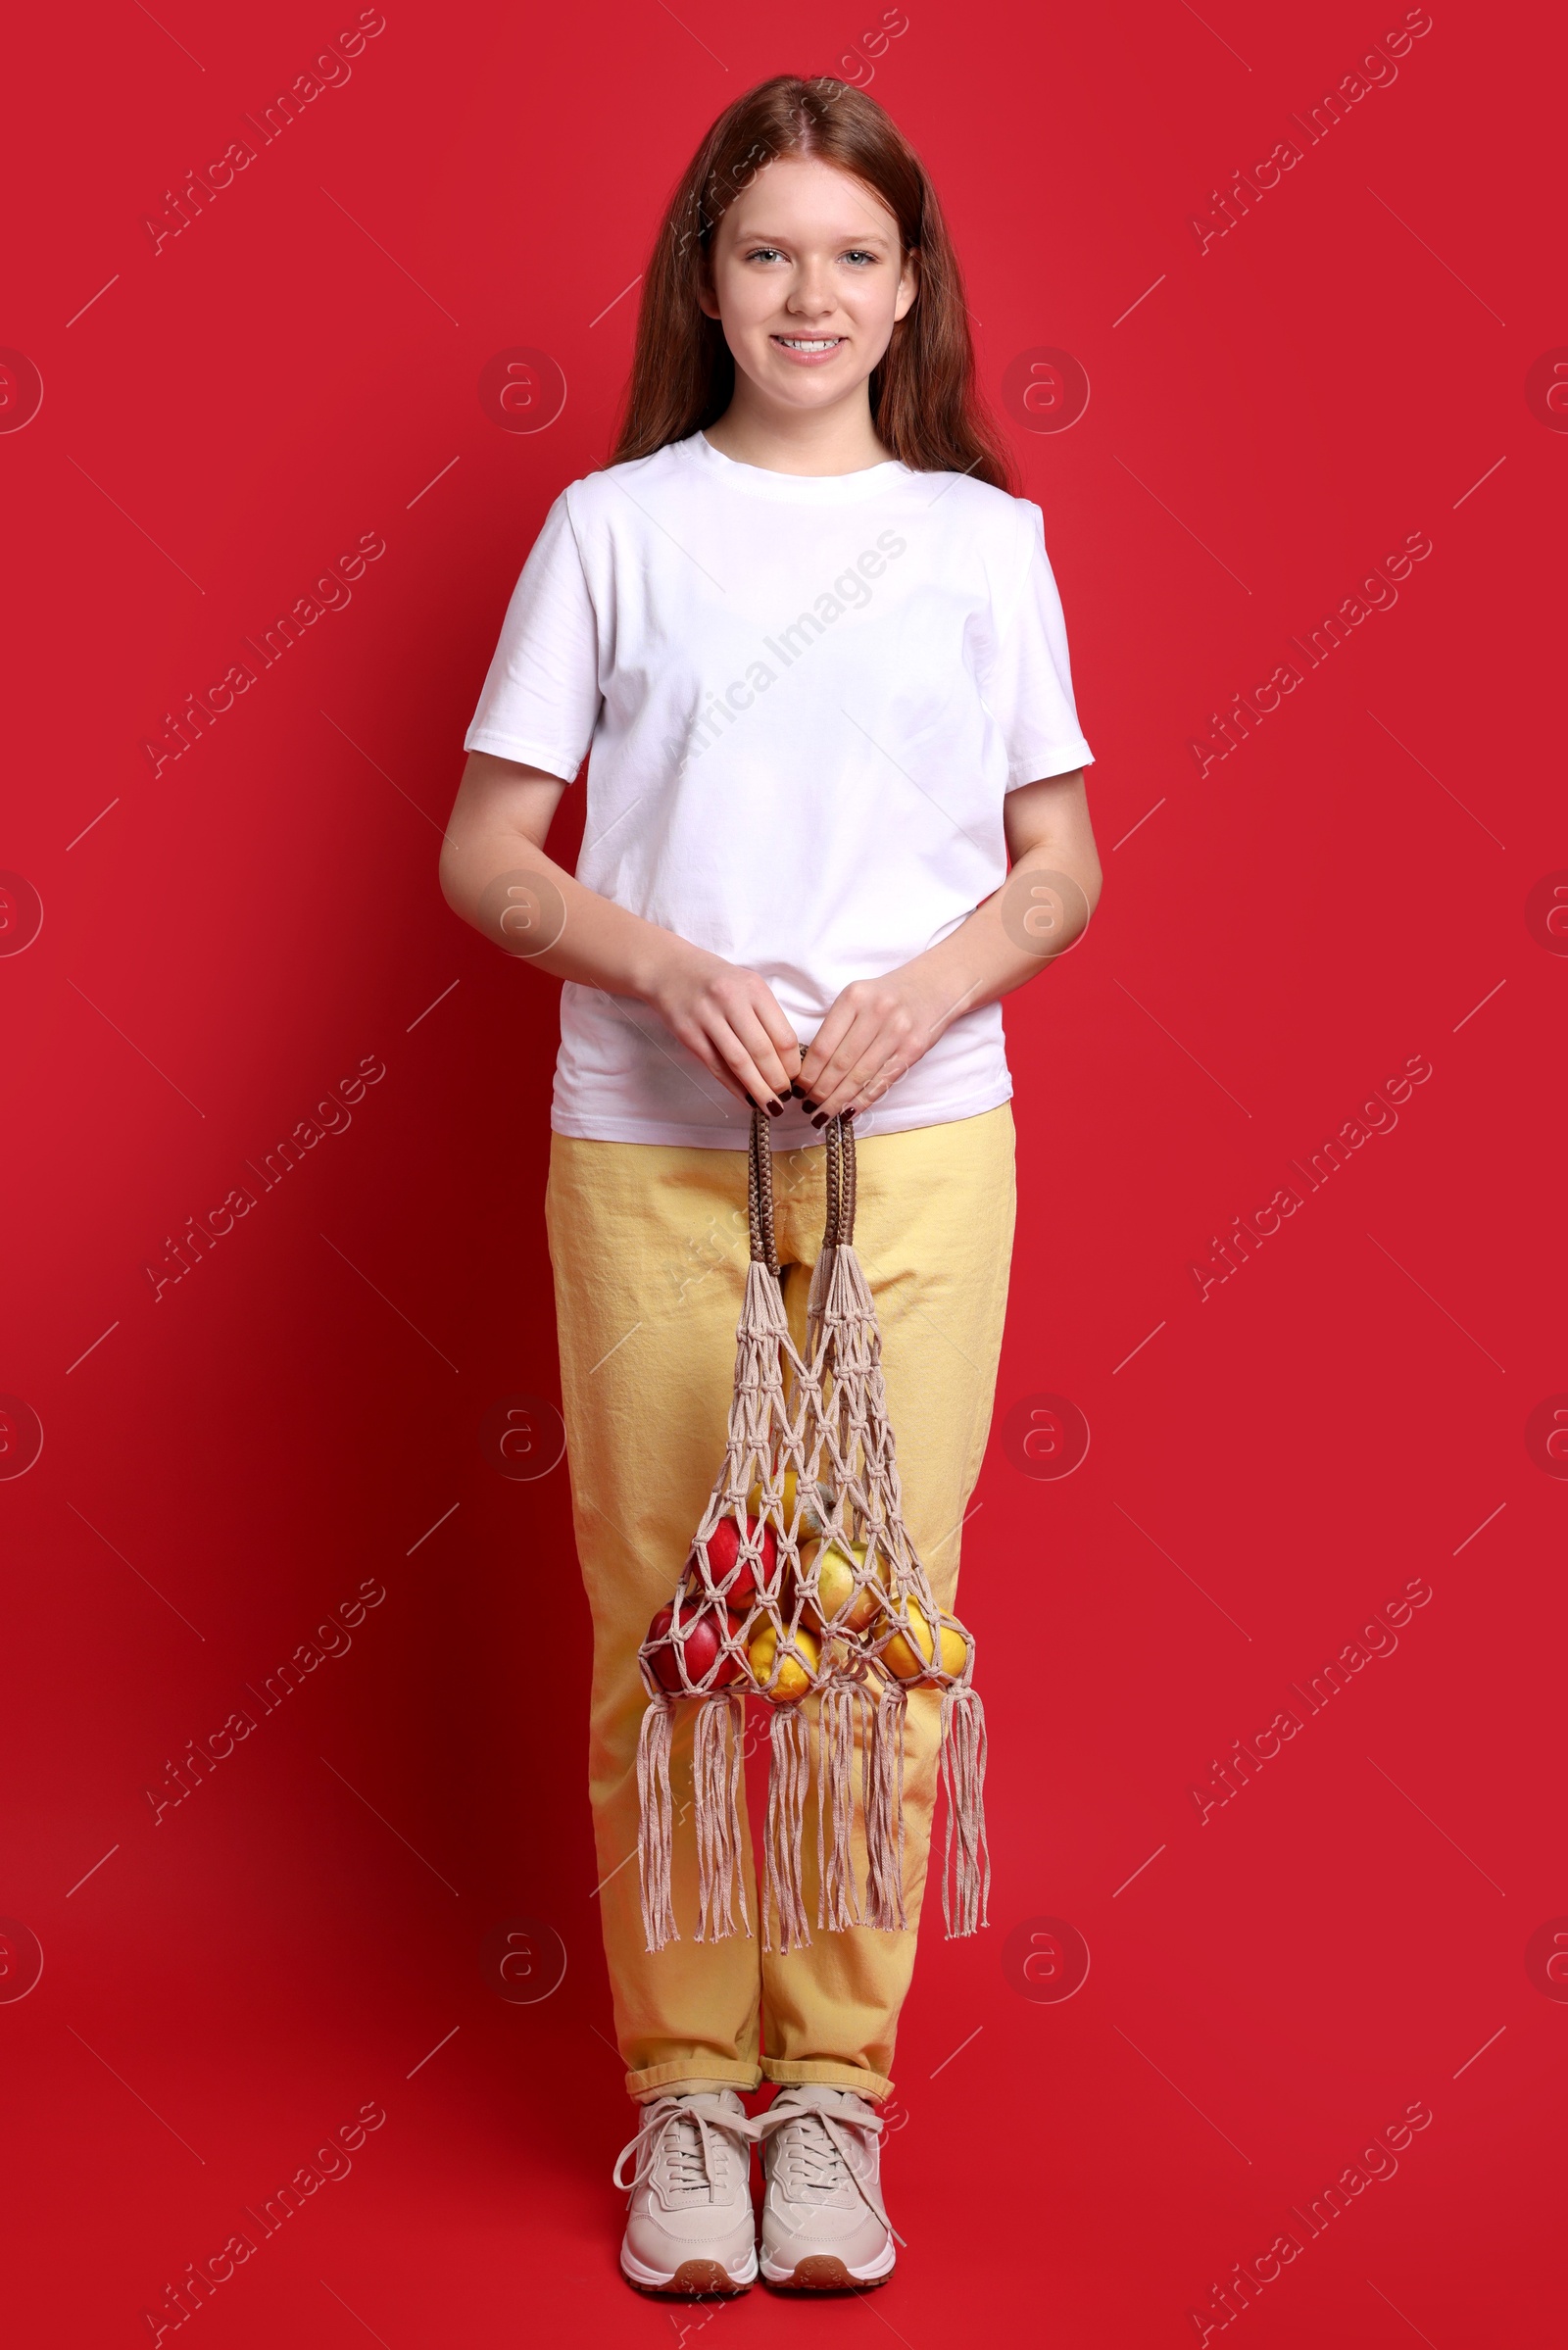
766, 1100, 783, 1116
789, 1081, 805, 1099
810, 1111, 827, 1129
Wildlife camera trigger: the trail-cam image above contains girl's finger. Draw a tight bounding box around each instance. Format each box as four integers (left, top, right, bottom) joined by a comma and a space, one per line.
806, 1021, 886, 1119
674, 1006, 787, 1113
732, 997, 799, 1102
850, 1053, 909, 1113
749, 986, 803, 1093
706, 1014, 788, 1113
681, 1028, 751, 1105
796, 1000, 858, 1100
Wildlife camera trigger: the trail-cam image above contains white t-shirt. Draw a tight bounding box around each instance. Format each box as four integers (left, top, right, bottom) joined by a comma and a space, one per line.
464, 429, 1093, 1149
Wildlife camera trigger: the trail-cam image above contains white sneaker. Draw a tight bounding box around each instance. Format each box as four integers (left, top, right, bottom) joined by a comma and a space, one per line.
613, 2089, 760, 2294
757, 2084, 900, 2289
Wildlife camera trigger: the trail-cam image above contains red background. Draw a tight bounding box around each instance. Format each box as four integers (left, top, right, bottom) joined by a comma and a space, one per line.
4, 0, 1564, 2340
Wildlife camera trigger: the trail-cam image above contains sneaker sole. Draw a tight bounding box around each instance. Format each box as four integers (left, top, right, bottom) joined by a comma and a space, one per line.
762, 2251, 896, 2292
621, 2251, 758, 2297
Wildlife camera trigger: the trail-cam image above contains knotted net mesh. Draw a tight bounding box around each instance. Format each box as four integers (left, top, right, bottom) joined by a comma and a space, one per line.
635, 1105, 989, 1954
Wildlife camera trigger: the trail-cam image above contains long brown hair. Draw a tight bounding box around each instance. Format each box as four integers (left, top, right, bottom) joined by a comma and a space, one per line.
609, 75, 1018, 494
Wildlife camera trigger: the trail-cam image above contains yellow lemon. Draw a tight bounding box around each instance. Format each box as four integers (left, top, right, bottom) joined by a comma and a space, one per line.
747, 1622, 820, 1705
799, 1538, 881, 1637
746, 1467, 833, 1542
881, 1602, 968, 1686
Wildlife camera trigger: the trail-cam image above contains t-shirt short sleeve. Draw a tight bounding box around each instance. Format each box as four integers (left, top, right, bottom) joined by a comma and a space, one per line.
463, 489, 602, 781
986, 501, 1094, 789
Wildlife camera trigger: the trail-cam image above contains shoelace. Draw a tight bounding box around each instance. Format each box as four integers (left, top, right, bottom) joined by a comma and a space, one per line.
755, 2087, 906, 2247
612, 2094, 759, 2202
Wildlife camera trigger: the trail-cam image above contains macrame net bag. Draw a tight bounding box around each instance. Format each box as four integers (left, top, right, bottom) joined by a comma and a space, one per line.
635, 1103, 990, 1957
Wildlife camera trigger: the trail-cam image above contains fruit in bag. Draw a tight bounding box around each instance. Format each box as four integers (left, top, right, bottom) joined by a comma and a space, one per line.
879, 1600, 968, 1686
746, 1467, 833, 1544
747, 1622, 820, 1704
647, 1600, 749, 1693
688, 1512, 778, 1610
798, 1536, 883, 1637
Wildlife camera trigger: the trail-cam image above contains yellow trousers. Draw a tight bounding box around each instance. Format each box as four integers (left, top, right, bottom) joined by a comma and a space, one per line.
545, 1104, 1015, 2101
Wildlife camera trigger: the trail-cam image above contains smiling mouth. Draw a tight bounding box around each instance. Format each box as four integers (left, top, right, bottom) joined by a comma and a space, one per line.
772, 335, 845, 352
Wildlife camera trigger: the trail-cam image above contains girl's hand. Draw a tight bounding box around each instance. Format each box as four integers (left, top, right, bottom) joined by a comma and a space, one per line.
646, 943, 801, 1112
796, 965, 956, 1122
798, 776, 1103, 1122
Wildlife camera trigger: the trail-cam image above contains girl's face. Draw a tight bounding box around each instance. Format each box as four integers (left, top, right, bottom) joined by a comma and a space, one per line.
699, 153, 918, 418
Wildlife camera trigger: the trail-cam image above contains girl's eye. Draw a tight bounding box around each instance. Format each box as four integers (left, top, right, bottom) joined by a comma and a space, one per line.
741, 246, 881, 266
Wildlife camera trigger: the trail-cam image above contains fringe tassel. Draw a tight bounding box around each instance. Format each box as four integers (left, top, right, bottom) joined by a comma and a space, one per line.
693, 1694, 749, 1942
862, 1680, 908, 1932
636, 1693, 677, 1952
816, 1681, 866, 1932
763, 1703, 812, 1953
939, 1684, 991, 1937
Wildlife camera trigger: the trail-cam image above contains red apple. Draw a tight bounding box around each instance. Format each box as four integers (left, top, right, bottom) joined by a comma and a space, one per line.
647, 1600, 748, 1693
688, 1514, 777, 1610
647, 1602, 681, 1692
707, 1608, 749, 1689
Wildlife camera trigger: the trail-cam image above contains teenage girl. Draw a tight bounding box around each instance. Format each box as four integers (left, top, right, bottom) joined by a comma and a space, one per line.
441, 73, 1102, 2297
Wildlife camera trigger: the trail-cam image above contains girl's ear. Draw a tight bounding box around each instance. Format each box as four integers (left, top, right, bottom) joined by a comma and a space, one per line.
696, 254, 721, 322
893, 246, 919, 324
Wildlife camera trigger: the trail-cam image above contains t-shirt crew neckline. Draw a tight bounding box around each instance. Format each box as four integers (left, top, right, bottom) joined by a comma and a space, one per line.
684, 428, 910, 504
